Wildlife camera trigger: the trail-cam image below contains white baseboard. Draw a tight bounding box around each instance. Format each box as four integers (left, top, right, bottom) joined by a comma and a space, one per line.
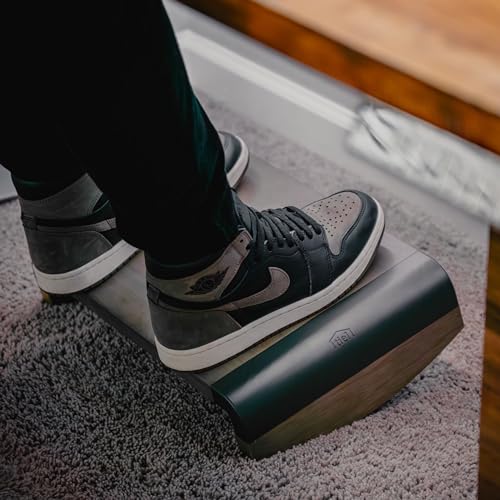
176, 27, 494, 235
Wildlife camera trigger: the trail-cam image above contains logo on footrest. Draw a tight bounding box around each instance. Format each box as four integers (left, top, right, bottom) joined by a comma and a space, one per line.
330, 328, 356, 349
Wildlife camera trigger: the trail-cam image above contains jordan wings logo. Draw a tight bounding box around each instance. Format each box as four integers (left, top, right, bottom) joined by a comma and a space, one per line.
186, 268, 228, 295
184, 266, 290, 305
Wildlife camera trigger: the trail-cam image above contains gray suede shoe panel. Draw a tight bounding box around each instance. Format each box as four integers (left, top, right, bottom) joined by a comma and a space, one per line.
303, 192, 362, 255
19, 174, 101, 219
24, 228, 112, 274
149, 300, 241, 351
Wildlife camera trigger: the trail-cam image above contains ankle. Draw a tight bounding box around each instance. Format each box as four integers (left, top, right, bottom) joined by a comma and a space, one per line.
12, 172, 85, 200
17, 173, 105, 220
142, 215, 241, 271
145, 246, 225, 279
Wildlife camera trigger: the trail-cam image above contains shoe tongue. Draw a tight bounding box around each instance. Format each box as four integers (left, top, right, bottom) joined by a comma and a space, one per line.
233, 194, 296, 242
233, 193, 253, 230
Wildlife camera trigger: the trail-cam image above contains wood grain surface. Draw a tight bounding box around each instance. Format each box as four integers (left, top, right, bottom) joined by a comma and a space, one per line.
258, 0, 500, 116
479, 228, 500, 499
179, 0, 500, 155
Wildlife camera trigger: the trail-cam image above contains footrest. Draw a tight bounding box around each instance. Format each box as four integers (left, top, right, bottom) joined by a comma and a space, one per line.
72, 158, 463, 458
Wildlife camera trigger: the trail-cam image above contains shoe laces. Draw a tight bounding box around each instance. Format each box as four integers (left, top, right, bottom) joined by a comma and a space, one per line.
236, 198, 322, 260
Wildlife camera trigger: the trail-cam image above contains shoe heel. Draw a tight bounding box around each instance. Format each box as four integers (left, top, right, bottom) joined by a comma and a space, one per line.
148, 299, 241, 370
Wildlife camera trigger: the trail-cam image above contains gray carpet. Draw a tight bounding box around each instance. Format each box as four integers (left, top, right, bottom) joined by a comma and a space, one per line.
0, 94, 487, 499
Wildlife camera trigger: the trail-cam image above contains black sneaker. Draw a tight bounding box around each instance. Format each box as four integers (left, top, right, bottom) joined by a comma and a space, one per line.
17, 132, 249, 296
146, 190, 385, 371
220, 131, 249, 188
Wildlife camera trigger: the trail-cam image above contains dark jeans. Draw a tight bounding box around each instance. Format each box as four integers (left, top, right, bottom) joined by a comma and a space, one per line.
0, 0, 239, 262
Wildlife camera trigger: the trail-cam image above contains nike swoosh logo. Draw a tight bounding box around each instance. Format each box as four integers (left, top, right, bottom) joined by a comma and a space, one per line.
221, 267, 290, 311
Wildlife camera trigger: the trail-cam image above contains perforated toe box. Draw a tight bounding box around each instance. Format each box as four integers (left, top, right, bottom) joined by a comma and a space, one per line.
303, 190, 380, 275
304, 191, 365, 254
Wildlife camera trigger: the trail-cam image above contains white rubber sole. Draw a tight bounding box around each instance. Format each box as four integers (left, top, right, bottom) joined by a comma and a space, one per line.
34, 240, 138, 295
155, 199, 385, 371
226, 134, 250, 188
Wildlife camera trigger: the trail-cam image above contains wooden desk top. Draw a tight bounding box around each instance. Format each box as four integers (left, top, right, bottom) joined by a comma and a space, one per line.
180, 0, 500, 155
260, 0, 500, 118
